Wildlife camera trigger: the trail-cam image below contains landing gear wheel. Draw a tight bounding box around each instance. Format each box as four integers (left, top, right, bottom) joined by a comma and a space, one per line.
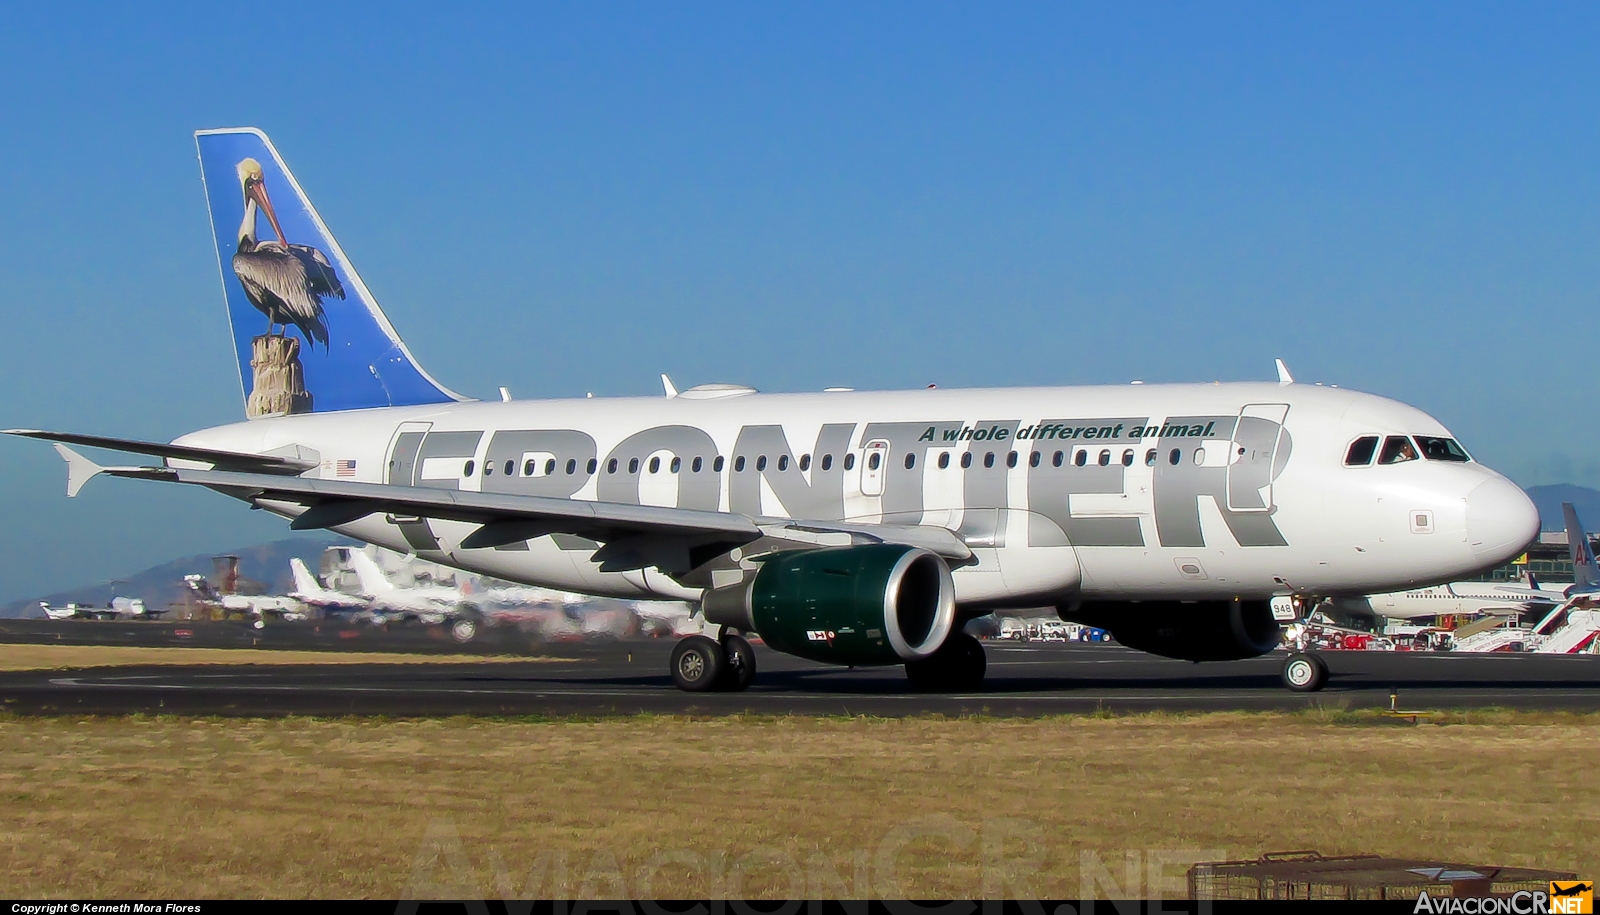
670, 635, 726, 692
716, 634, 757, 692
450, 618, 478, 643
904, 632, 987, 692
1282, 652, 1328, 692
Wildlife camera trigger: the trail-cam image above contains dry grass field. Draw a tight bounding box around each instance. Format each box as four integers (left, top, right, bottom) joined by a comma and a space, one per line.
0, 645, 553, 671
0, 711, 1595, 898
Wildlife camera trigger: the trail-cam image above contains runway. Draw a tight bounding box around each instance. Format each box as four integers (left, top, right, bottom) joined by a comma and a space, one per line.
3, 640, 1599, 716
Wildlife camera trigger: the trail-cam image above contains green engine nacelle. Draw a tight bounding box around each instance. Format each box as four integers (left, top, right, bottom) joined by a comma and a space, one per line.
701, 544, 956, 666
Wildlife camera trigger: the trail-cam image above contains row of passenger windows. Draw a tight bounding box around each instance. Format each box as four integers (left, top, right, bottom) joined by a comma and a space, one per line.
462, 447, 1213, 477
1343, 435, 1471, 467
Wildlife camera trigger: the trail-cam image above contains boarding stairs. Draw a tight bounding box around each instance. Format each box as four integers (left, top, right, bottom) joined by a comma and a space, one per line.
1449, 624, 1531, 653
1532, 607, 1600, 654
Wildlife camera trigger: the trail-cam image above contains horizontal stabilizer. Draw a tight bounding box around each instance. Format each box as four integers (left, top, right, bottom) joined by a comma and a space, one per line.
53, 444, 102, 498
7, 429, 316, 475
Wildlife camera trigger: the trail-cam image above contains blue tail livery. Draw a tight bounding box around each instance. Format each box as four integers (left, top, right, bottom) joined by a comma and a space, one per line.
195, 128, 466, 419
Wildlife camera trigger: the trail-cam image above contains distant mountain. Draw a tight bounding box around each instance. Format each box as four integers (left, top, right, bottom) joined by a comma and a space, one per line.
2, 534, 353, 619
1525, 484, 1600, 532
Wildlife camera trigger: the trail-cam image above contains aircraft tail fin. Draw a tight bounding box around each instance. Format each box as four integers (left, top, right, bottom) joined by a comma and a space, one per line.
194, 128, 469, 420
1564, 503, 1600, 590
289, 558, 325, 597
347, 549, 398, 596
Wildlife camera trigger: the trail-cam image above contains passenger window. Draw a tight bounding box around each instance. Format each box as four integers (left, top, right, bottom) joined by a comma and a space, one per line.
566, 459, 577, 475
1168, 449, 1181, 465
983, 452, 995, 468
1145, 449, 1156, 467
756, 456, 767, 472
778, 455, 789, 472
867, 452, 881, 471
1193, 448, 1205, 465
670, 456, 681, 473
1098, 450, 1110, 466
799, 454, 811, 471
844, 453, 856, 471
735, 456, 746, 472
647, 457, 660, 474
606, 458, 618, 474
1122, 449, 1134, 466
714, 456, 725, 472
1378, 435, 1419, 465
628, 458, 640, 474
692, 456, 703, 473
904, 453, 916, 470
463, 460, 475, 477
1029, 451, 1041, 468
1344, 436, 1379, 466
524, 459, 536, 476
1074, 450, 1087, 467
1053, 451, 1064, 467
587, 458, 598, 474
504, 460, 514, 476
961, 452, 972, 469
1007, 451, 1018, 468
938, 452, 950, 469
483, 463, 493, 476
821, 454, 832, 471
545, 458, 556, 476
1415, 436, 1471, 462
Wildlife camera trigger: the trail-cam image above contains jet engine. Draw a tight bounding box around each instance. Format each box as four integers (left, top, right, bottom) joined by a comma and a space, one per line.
1061, 598, 1282, 662
702, 544, 956, 666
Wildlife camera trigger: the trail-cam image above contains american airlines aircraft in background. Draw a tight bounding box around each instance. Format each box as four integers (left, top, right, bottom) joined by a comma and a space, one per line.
1326, 501, 1600, 623
5, 128, 1540, 694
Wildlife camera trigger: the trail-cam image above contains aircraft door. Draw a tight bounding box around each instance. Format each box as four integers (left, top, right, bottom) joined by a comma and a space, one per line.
387, 422, 433, 485
1226, 404, 1290, 513
861, 440, 890, 497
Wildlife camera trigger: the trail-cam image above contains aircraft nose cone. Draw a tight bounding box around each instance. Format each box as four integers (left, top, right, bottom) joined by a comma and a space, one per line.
1465, 476, 1540, 564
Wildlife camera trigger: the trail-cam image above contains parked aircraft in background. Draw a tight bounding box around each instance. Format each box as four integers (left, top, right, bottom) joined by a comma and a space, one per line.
1324, 500, 1600, 624
9, 127, 1542, 695
342, 548, 482, 640
38, 597, 160, 621
183, 575, 307, 626
288, 557, 368, 613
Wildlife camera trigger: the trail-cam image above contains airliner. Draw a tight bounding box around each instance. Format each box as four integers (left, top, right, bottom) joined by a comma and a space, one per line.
5, 128, 1540, 694
1328, 502, 1599, 623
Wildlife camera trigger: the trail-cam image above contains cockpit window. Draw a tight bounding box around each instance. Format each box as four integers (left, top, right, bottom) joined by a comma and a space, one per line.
1415, 436, 1471, 462
1344, 436, 1379, 466
1378, 435, 1418, 464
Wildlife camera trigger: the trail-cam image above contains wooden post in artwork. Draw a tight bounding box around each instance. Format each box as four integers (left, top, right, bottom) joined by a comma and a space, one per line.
247, 334, 313, 418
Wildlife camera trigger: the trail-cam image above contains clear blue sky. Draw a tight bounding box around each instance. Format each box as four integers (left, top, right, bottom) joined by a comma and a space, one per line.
1, 4, 1596, 602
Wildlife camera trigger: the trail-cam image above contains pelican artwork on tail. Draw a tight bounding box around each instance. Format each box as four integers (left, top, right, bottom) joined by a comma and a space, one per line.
232, 157, 343, 348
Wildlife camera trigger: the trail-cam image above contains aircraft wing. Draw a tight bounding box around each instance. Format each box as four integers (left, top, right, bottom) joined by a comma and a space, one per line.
52, 446, 972, 573
6, 429, 318, 480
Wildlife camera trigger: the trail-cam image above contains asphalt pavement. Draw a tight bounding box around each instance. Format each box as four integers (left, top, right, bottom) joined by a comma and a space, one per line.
2, 638, 1598, 716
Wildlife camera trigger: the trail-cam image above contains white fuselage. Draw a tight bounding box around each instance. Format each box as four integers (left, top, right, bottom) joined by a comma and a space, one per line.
175, 381, 1538, 611
1334, 580, 1567, 621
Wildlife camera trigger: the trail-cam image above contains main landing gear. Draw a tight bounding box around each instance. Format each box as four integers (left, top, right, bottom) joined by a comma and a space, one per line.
1281, 651, 1328, 692
905, 631, 987, 692
670, 633, 757, 692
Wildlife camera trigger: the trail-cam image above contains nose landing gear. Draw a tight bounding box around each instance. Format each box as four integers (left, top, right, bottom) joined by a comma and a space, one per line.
1282, 651, 1328, 692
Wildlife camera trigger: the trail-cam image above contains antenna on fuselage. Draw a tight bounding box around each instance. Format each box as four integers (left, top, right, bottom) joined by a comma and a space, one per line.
661, 374, 678, 398
1274, 358, 1295, 385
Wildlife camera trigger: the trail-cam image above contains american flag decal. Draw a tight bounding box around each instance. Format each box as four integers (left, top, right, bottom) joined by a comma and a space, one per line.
335, 460, 358, 477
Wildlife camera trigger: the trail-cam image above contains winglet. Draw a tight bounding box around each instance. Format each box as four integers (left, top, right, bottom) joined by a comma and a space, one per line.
1274, 359, 1294, 385
661, 374, 678, 398
53, 444, 104, 498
